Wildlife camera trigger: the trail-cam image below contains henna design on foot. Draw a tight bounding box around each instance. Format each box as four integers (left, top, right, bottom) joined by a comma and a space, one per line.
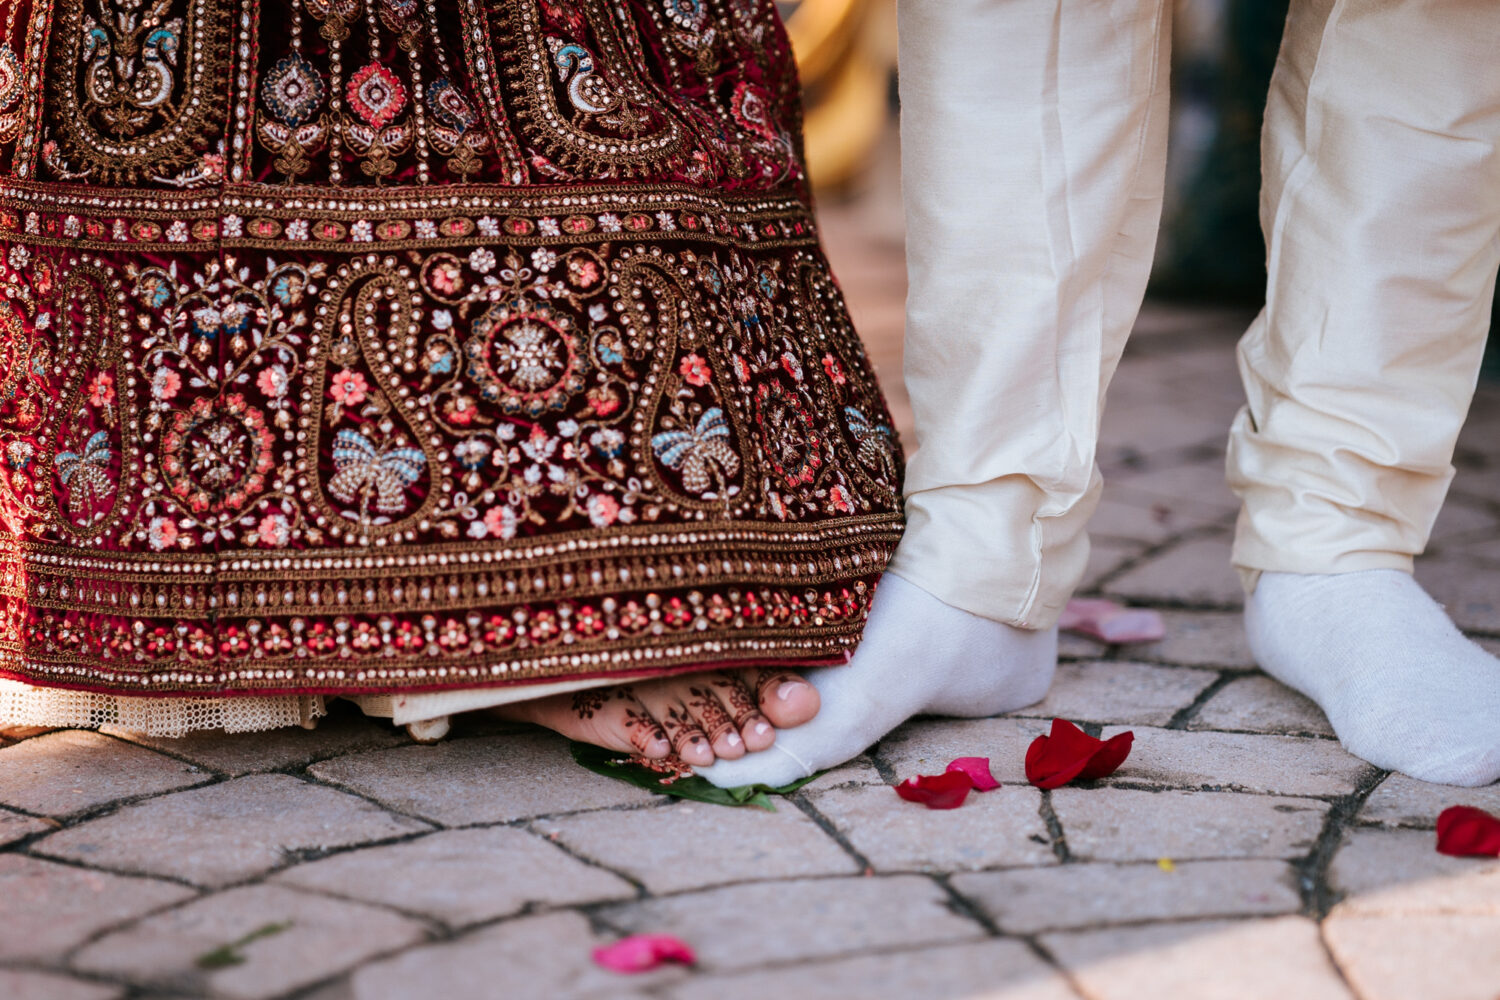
622, 706, 668, 754
660, 704, 709, 758
687, 685, 737, 744
571, 690, 609, 720
713, 673, 764, 729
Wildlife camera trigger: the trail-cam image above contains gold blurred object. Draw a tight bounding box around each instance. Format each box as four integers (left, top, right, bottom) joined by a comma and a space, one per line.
782, 0, 897, 192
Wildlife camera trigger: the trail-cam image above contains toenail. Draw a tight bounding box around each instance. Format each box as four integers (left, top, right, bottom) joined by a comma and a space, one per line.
776, 681, 805, 701
755, 722, 772, 736
726, 732, 742, 747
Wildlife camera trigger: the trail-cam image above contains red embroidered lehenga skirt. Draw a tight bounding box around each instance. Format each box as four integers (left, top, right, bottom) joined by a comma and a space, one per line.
0, 0, 904, 735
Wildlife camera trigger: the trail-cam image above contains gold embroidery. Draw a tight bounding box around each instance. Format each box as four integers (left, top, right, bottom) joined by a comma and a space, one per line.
43, 0, 232, 183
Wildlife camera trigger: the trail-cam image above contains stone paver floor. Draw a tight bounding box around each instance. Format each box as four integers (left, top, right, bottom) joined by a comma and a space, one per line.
4, 184, 1500, 1000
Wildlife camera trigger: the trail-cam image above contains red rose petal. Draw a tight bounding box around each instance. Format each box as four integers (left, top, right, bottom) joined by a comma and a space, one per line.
1077, 730, 1134, 781
895, 770, 974, 809
592, 934, 697, 973
946, 756, 1001, 791
1025, 718, 1134, 789
1436, 805, 1500, 857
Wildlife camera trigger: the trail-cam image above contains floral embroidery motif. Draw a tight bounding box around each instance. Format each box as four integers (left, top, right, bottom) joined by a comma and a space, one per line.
652, 408, 740, 495
55, 430, 114, 516
0, 0, 904, 698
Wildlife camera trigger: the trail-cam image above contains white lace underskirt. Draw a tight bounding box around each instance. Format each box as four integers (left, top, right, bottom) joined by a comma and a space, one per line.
0, 675, 620, 737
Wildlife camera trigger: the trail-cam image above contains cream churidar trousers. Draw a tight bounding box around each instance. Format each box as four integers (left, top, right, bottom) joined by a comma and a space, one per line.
890, 0, 1500, 629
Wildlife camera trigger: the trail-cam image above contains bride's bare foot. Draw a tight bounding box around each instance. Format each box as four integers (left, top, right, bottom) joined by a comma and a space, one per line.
494, 669, 821, 768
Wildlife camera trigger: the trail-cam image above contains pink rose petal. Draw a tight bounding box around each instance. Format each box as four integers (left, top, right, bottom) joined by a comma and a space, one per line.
1060, 598, 1165, 643
592, 934, 697, 973
946, 756, 1000, 791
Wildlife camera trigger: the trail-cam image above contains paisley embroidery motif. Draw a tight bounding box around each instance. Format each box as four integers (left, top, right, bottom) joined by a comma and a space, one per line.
43, 0, 231, 183
0, 0, 905, 698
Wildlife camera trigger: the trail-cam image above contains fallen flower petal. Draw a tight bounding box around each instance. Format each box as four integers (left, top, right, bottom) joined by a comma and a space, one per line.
1077, 730, 1134, 781
1059, 598, 1166, 644
1026, 718, 1134, 789
1436, 805, 1500, 857
895, 770, 974, 809
592, 934, 697, 973
946, 756, 1001, 791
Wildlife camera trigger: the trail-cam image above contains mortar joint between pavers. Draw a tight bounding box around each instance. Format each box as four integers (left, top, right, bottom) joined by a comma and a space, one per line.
787, 794, 876, 874
522, 819, 653, 899
262, 879, 451, 937
931, 873, 1007, 938
1162, 671, 1238, 731
1294, 764, 1390, 922
1038, 791, 1072, 864
1018, 932, 1092, 1000
286, 771, 447, 831
1086, 520, 1232, 597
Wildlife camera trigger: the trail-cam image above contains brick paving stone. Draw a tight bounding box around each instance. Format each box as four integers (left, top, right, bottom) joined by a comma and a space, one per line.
1427, 496, 1499, 544
1323, 913, 1500, 1000
0, 806, 51, 845
0, 731, 207, 818
1057, 630, 1108, 660
796, 754, 884, 793
1105, 533, 1245, 609
1187, 675, 1334, 737
1130, 610, 1255, 669
273, 826, 635, 927
1013, 661, 1217, 727
1079, 539, 1144, 592
662, 939, 1081, 1000
1328, 827, 1500, 915
596, 875, 985, 971
1099, 725, 1370, 796
107, 712, 409, 776
1106, 462, 1243, 521
952, 859, 1301, 934
0, 970, 125, 1000
0, 855, 194, 963
1050, 788, 1327, 862
1358, 772, 1500, 828
535, 797, 857, 893
1099, 402, 1229, 466
809, 783, 1055, 872
307, 731, 655, 825
36, 774, 429, 887
877, 717, 1051, 786
319, 910, 675, 1000
1415, 555, 1500, 632
1043, 916, 1355, 1000
1088, 496, 1217, 547
74, 884, 426, 1000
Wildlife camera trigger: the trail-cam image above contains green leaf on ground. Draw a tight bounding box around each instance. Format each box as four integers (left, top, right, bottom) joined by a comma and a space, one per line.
195, 921, 294, 969
569, 742, 818, 810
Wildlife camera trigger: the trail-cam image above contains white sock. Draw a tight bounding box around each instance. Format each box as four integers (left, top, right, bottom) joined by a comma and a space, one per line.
1247, 569, 1500, 787
697, 573, 1057, 788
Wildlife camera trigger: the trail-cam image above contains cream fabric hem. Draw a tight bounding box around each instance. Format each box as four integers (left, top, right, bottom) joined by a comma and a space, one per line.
0, 676, 618, 737
0, 679, 326, 738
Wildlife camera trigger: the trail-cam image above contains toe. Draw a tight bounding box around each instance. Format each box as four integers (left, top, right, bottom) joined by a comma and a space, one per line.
686, 683, 746, 760
753, 670, 821, 729
709, 672, 778, 752
635, 683, 716, 767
